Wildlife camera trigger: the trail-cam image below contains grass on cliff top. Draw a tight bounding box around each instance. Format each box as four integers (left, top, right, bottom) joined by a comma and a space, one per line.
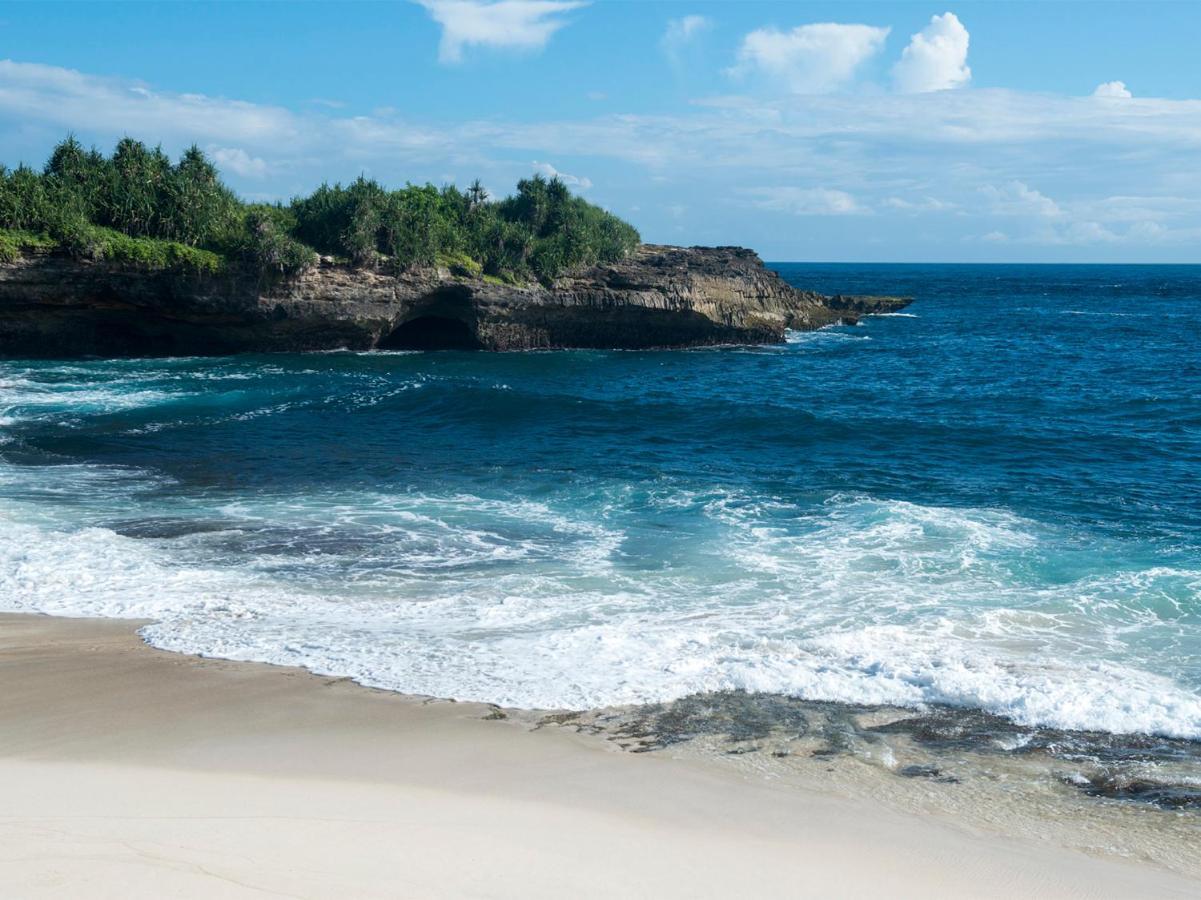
435, 249, 482, 278
69, 225, 224, 274
0, 229, 56, 262
0, 225, 224, 274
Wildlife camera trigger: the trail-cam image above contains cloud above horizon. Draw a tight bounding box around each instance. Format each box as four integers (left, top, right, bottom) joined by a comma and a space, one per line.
1094, 80, 1133, 99
532, 159, 591, 189
2, 54, 1201, 259
209, 146, 270, 178
662, 15, 712, 72
417, 0, 585, 63
728, 23, 890, 94
981, 180, 1063, 218
893, 12, 972, 93
748, 186, 866, 216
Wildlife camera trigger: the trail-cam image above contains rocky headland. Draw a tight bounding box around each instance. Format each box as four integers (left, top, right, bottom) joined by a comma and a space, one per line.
0, 244, 910, 357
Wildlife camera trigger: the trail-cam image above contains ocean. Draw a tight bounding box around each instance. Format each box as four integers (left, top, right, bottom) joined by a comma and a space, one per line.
2, 263, 1199, 740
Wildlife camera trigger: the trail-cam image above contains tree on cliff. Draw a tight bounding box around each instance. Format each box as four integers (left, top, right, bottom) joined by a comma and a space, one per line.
0, 136, 639, 280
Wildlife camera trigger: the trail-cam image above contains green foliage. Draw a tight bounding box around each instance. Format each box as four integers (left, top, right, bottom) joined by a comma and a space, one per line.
166, 145, 240, 246
53, 222, 223, 274
237, 205, 317, 276
0, 229, 56, 262
2, 135, 641, 281
436, 249, 482, 278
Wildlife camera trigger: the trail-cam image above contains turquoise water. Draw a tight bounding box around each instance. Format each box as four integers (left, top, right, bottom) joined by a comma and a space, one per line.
2, 264, 1199, 737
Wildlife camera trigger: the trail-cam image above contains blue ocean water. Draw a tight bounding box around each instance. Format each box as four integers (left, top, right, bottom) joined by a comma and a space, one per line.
2, 264, 1199, 737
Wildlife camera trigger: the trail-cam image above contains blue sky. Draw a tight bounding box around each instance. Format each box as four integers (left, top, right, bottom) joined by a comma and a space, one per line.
2, 1, 1201, 261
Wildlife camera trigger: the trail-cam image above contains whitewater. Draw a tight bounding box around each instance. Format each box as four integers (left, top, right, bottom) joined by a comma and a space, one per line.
2, 263, 1199, 738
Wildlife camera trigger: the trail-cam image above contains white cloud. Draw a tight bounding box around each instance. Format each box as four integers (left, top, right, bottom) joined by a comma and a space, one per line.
209, 146, 269, 178
6, 57, 1201, 257
532, 160, 591, 189
749, 186, 865, 215
0, 59, 298, 143
884, 196, 957, 213
973, 184, 1193, 246
729, 23, 890, 94
417, 1, 585, 64
981, 181, 1062, 218
1063, 220, 1119, 243
662, 15, 712, 69
1094, 80, 1132, 99
893, 12, 971, 93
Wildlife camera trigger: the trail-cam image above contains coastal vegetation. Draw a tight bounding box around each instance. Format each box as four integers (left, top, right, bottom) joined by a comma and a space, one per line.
0, 136, 640, 281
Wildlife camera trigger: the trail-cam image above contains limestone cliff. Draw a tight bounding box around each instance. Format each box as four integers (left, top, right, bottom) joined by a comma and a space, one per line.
0, 244, 910, 357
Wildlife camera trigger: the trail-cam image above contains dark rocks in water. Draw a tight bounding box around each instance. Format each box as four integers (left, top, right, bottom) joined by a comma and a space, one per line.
610, 690, 810, 752
867, 707, 1036, 753
1065, 773, 1201, 810
107, 517, 240, 539
567, 693, 1200, 814
868, 705, 1201, 768
897, 764, 960, 784
0, 244, 911, 357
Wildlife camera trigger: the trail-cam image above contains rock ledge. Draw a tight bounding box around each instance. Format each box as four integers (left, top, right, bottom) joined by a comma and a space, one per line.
0, 243, 910, 357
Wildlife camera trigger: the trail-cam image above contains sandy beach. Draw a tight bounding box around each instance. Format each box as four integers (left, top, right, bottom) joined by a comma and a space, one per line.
0, 613, 1194, 898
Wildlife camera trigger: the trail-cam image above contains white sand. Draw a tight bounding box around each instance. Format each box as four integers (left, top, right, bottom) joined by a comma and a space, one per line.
0, 613, 1194, 898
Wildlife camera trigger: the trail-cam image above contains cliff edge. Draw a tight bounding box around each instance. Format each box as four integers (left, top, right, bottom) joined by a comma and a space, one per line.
0, 244, 910, 357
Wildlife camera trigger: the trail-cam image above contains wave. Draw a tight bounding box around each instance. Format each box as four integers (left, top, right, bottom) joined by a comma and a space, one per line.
2, 462, 1198, 739
784, 328, 872, 345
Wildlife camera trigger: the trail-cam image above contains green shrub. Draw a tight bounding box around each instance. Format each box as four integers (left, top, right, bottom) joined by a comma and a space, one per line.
3, 135, 641, 281
238, 207, 316, 276
53, 222, 222, 274
0, 228, 56, 262
436, 249, 482, 278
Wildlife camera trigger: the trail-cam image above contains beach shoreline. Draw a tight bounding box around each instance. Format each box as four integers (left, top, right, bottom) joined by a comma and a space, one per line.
1, 611, 1195, 899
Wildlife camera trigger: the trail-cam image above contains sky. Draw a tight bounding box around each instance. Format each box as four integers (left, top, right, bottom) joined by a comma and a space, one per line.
2, 0, 1201, 262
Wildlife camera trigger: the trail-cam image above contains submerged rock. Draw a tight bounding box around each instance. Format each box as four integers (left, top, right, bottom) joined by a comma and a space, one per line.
1065, 772, 1201, 810
0, 244, 910, 357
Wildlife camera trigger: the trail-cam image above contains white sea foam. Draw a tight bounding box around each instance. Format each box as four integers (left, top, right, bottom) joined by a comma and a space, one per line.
2, 458, 1199, 739
784, 328, 871, 345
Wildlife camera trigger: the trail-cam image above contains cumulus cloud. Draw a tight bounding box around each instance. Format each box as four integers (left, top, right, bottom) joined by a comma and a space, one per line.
5, 56, 1201, 256
209, 146, 269, 178
1094, 80, 1132, 99
893, 12, 971, 93
662, 14, 712, 69
1063, 220, 1120, 243
729, 23, 890, 94
971, 183, 1194, 246
0, 59, 297, 143
749, 186, 865, 216
417, 1, 585, 64
884, 196, 957, 213
981, 181, 1063, 218
532, 160, 591, 189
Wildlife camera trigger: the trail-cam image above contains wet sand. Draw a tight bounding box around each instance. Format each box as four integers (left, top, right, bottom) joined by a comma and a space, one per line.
0, 612, 1195, 898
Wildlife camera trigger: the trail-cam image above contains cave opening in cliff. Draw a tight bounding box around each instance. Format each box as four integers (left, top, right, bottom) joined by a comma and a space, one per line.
379, 315, 483, 351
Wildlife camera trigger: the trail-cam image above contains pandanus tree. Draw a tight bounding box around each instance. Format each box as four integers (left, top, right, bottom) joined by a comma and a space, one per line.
2, 134, 641, 280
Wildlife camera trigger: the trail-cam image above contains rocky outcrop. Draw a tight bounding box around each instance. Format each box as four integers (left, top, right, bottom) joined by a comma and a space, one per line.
0, 243, 910, 357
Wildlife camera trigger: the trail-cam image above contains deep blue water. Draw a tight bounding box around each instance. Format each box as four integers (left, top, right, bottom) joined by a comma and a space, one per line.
2, 264, 1199, 736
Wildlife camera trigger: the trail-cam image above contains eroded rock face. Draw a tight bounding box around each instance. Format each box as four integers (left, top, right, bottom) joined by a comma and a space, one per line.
0, 244, 910, 357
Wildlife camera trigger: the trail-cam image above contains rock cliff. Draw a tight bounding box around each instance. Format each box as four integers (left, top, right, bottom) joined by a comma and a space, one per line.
0, 244, 910, 357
